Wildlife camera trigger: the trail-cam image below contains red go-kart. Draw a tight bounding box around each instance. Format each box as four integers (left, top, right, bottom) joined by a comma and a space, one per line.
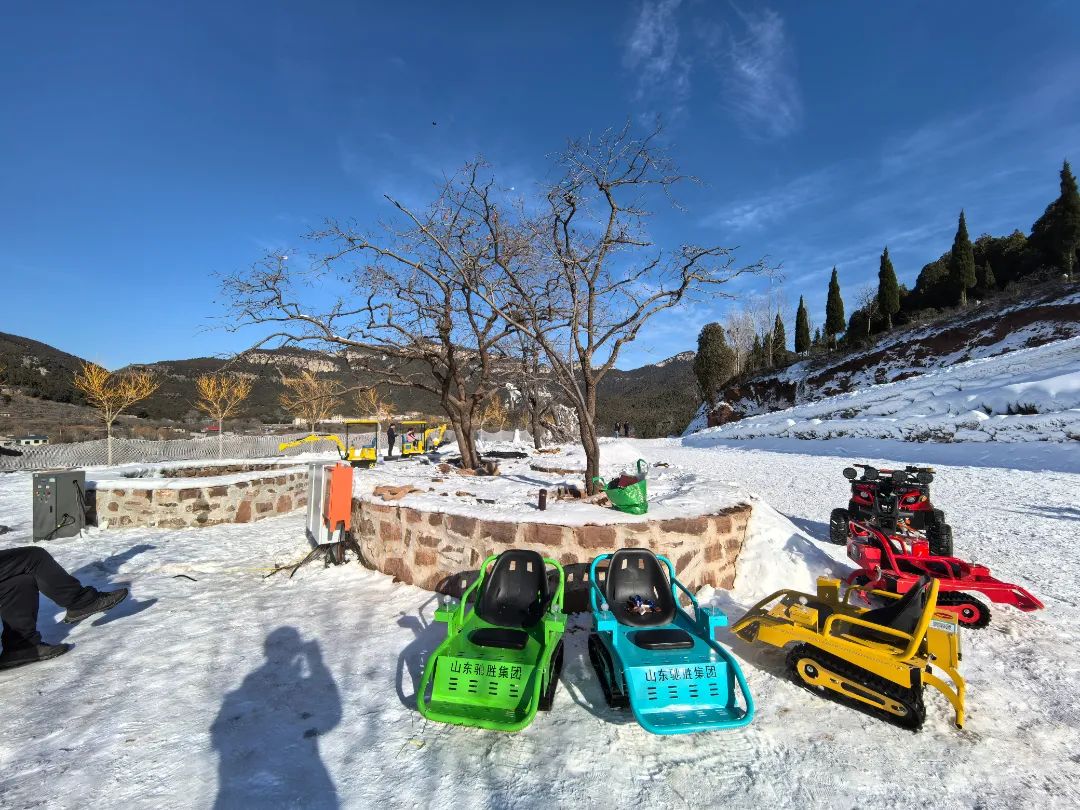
844, 517, 1043, 629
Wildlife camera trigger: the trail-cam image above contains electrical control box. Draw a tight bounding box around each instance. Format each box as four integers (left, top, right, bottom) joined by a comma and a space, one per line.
32, 470, 87, 542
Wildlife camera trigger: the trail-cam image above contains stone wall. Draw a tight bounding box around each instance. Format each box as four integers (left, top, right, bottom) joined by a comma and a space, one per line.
350, 498, 752, 594
90, 470, 308, 529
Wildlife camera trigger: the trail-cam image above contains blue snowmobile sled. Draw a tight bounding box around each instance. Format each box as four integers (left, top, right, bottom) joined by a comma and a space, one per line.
587, 548, 754, 734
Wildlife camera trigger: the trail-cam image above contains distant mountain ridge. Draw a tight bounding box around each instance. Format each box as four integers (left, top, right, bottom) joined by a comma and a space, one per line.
0, 333, 701, 438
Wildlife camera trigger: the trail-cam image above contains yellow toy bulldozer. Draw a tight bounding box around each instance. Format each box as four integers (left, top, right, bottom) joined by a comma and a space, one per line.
398, 420, 446, 457
277, 419, 381, 468
731, 575, 964, 730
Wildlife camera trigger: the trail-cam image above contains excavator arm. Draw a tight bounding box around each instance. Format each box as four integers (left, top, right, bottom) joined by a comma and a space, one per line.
277, 434, 347, 459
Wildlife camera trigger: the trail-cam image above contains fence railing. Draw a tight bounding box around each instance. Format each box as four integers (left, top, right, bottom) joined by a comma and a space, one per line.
0, 428, 535, 471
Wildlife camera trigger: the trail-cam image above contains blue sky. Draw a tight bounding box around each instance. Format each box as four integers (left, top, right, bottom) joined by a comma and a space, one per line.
3, 1, 1078, 369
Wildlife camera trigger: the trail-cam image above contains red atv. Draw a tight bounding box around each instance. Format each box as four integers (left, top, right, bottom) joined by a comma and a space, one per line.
844, 517, 1043, 629
830, 464, 954, 556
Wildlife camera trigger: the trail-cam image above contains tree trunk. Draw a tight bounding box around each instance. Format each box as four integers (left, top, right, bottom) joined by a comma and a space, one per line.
580, 380, 601, 494
529, 400, 542, 450
106, 421, 113, 466
218, 417, 224, 459
454, 414, 482, 470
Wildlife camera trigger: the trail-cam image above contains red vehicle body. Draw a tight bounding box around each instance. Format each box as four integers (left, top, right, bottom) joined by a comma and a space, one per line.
844, 517, 1043, 629
832, 464, 953, 556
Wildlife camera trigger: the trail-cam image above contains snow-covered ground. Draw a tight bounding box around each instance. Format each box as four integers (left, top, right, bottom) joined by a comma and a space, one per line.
1, 438, 1079, 809
686, 336, 1080, 447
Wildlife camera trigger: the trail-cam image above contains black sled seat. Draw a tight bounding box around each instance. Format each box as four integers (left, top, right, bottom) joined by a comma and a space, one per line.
468, 550, 551, 650
605, 549, 693, 650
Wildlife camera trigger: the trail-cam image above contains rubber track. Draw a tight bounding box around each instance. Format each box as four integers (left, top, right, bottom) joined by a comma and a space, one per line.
538, 640, 564, 711
588, 634, 629, 709
786, 643, 926, 731
936, 591, 992, 629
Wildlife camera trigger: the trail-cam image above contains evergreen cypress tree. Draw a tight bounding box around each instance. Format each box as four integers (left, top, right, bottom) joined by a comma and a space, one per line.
980, 261, 996, 293
763, 331, 774, 369
772, 313, 787, 366
877, 246, 900, 329
948, 210, 977, 307
812, 327, 822, 349
1031, 160, 1080, 276
794, 296, 811, 354
693, 323, 735, 407
750, 333, 762, 371
1058, 161, 1080, 277
825, 267, 845, 349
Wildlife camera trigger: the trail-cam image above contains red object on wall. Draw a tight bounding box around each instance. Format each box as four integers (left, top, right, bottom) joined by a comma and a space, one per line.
323, 462, 353, 532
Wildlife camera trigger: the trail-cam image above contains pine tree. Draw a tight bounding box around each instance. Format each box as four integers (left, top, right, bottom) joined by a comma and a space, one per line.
980, 261, 996, 293
948, 210, 977, 307
877, 246, 900, 329
1031, 160, 1080, 277
763, 331, 774, 369
750, 333, 763, 371
812, 327, 822, 349
772, 313, 787, 366
825, 267, 845, 349
693, 323, 735, 406
794, 296, 811, 354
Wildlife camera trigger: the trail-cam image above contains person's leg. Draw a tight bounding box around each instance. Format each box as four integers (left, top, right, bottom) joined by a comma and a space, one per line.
0, 547, 96, 610
0, 574, 42, 649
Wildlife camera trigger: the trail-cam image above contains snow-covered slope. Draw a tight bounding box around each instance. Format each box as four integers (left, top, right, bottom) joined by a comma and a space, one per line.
686, 336, 1080, 445
687, 287, 1080, 433
2, 440, 1079, 808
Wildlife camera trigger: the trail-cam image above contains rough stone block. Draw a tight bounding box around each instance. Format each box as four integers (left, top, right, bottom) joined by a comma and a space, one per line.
578, 524, 617, 549
526, 523, 566, 546
447, 514, 477, 538
380, 520, 402, 543
235, 501, 252, 523
481, 520, 518, 545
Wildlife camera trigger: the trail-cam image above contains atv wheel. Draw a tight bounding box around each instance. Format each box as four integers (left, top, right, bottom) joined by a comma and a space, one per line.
537, 641, 564, 711
926, 520, 954, 557
786, 644, 926, 731
936, 592, 991, 629
829, 509, 850, 545
588, 633, 628, 709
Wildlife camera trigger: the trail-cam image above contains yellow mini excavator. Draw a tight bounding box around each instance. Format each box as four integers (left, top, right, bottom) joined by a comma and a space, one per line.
278, 419, 382, 468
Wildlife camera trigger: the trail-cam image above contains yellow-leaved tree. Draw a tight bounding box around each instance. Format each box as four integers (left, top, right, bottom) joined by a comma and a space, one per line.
279, 370, 339, 433
73, 362, 159, 464
193, 372, 253, 458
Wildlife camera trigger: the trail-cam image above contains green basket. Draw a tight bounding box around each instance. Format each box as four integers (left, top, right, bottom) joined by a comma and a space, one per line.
593, 459, 649, 516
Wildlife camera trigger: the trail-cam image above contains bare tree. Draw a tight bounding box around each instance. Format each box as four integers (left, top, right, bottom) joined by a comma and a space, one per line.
353, 386, 392, 422
724, 307, 756, 376
855, 283, 879, 338
72, 362, 159, 465
193, 372, 253, 458
279, 370, 339, 433
443, 123, 767, 490
478, 393, 508, 432
222, 164, 522, 471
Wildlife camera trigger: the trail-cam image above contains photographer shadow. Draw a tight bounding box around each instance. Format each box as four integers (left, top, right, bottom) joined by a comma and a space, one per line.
210, 626, 341, 809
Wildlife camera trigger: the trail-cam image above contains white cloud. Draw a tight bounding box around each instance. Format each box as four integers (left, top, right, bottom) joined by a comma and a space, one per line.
710, 7, 802, 140
701, 167, 837, 231
624, 0, 691, 110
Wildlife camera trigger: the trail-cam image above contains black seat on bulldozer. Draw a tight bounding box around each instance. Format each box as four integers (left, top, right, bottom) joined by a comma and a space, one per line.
470, 550, 550, 651
855, 576, 932, 638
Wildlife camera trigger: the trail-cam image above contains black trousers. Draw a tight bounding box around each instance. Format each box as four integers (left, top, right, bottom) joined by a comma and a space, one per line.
0, 546, 96, 649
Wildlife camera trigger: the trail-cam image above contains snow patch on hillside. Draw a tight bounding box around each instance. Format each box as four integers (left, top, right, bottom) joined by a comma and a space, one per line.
686, 336, 1080, 446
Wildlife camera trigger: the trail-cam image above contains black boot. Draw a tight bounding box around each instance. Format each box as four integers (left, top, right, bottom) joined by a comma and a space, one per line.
0, 641, 72, 670
63, 588, 129, 624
